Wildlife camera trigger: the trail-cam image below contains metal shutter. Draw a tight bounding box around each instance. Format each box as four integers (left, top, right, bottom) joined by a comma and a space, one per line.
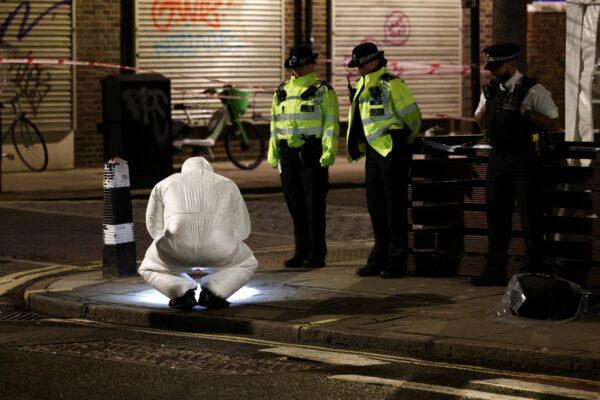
0, 1, 73, 170
135, 0, 284, 123
332, 0, 461, 119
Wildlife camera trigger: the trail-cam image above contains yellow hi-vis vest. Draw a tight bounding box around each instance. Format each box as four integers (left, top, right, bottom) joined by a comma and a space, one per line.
268, 73, 340, 168
346, 67, 422, 161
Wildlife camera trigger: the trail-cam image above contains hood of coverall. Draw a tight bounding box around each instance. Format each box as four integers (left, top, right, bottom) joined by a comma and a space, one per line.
181, 157, 214, 174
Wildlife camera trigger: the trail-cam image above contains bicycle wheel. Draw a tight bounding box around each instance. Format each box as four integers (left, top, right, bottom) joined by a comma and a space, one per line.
10, 115, 48, 172
224, 121, 265, 170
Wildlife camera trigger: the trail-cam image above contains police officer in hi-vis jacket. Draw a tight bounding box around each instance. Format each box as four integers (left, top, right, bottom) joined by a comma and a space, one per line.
346, 43, 422, 279
268, 45, 340, 269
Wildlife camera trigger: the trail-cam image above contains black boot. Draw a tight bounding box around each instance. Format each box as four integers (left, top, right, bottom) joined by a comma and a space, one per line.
356, 265, 381, 277
470, 270, 507, 287
285, 254, 306, 268
168, 289, 197, 311
197, 289, 230, 309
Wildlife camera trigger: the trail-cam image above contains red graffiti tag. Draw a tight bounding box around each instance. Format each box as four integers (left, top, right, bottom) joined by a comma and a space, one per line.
151, 0, 233, 31
383, 11, 411, 46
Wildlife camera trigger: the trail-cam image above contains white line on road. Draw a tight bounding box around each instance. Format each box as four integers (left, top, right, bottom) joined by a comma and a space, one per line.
40, 318, 600, 388
259, 346, 388, 366
471, 379, 600, 400
328, 375, 535, 400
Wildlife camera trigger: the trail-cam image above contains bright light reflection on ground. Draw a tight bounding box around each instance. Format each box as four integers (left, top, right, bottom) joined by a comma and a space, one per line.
133, 285, 262, 307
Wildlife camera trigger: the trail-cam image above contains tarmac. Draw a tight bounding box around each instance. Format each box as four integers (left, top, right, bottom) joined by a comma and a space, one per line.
3, 158, 600, 380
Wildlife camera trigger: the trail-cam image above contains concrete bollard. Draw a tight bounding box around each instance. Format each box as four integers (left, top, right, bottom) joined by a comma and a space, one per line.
103, 157, 137, 277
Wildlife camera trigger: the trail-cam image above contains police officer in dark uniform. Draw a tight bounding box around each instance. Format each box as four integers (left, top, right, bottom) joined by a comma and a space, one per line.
472, 43, 561, 286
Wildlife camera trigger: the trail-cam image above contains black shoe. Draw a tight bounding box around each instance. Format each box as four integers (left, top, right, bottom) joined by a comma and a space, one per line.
285, 255, 306, 268
304, 259, 325, 268
470, 271, 507, 287
197, 289, 230, 309
168, 289, 197, 311
380, 268, 406, 279
356, 265, 381, 277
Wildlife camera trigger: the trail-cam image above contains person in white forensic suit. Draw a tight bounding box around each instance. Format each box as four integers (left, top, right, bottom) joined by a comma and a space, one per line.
138, 157, 258, 310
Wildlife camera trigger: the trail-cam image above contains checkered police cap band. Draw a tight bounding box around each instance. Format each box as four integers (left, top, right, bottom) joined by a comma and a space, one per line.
354, 52, 379, 65
485, 53, 518, 62
291, 55, 312, 65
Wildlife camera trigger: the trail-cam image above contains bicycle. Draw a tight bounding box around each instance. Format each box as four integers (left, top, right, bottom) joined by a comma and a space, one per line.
0, 88, 48, 172
171, 85, 266, 170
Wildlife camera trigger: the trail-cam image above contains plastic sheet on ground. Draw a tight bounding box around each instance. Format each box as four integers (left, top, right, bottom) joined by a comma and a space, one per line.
487, 273, 597, 328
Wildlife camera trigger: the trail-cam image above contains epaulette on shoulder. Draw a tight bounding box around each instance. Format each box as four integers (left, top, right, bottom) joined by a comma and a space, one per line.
320, 80, 334, 90
381, 72, 399, 82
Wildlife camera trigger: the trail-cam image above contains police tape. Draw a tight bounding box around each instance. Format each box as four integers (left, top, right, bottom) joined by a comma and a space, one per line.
0, 57, 488, 112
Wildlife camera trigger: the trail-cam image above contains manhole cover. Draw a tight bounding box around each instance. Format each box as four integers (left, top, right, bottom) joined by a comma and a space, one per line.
0, 312, 44, 321
17, 341, 319, 375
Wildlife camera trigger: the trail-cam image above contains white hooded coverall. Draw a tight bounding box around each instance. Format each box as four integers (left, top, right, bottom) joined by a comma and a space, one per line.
138, 157, 257, 300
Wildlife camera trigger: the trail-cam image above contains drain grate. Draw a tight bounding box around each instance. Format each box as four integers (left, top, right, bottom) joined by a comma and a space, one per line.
17, 341, 319, 375
0, 312, 45, 321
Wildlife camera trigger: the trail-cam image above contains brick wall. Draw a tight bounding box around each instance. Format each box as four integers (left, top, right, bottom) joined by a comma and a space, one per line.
527, 10, 566, 124
461, 3, 566, 124
74, 0, 121, 167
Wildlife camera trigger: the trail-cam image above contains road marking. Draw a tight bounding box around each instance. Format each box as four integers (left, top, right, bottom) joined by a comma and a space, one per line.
0, 265, 65, 284
328, 375, 534, 400
0, 260, 100, 296
259, 346, 388, 366
39, 318, 600, 388
471, 379, 600, 400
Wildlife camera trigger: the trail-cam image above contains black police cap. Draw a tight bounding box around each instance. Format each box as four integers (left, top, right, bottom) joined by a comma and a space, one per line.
284, 45, 319, 69
348, 42, 385, 68
483, 43, 520, 72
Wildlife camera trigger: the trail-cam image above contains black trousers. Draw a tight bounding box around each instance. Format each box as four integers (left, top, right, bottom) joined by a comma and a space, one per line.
365, 138, 412, 271
279, 140, 329, 261
486, 151, 544, 273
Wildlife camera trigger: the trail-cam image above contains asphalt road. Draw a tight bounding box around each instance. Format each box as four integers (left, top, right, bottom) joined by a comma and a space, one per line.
1, 318, 599, 400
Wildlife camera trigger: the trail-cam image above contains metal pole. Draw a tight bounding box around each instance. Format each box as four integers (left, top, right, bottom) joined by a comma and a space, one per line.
121, 0, 135, 73
295, 0, 302, 45
305, 0, 313, 47
471, 0, 480, 116
0, 104, 3, 193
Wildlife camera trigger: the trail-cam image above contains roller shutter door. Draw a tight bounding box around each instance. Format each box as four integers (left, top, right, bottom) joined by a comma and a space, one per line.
136, 0, 284, 123
332, 0, 461, 119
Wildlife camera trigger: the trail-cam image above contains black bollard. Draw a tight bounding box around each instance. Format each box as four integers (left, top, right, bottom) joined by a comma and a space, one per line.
103, 157, 137, 277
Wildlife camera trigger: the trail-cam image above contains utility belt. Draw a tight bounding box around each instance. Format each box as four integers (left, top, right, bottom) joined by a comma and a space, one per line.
278, 135, 322, 161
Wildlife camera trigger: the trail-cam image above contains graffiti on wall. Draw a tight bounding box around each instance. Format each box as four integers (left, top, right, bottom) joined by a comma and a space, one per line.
0, 0, 71, 47
0, 1, 69, 114
123, 87, 170, 144
383, 11, 411, 46
151, 0, 234, 31
154, 29, 242, 56
7, 51, 52, 114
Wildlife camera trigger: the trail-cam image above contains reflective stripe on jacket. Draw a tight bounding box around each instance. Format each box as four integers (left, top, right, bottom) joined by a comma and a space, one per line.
268, 73, 340, 167
346, 67, 422, 161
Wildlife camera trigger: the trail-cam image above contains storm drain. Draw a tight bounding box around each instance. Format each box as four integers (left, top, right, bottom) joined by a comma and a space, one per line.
17, 341, 320, 375
0, 312, 45, 321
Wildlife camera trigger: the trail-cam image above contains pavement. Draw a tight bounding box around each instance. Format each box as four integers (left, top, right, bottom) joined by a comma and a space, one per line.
25, 254, 600, 381
0, 156, 364, 199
